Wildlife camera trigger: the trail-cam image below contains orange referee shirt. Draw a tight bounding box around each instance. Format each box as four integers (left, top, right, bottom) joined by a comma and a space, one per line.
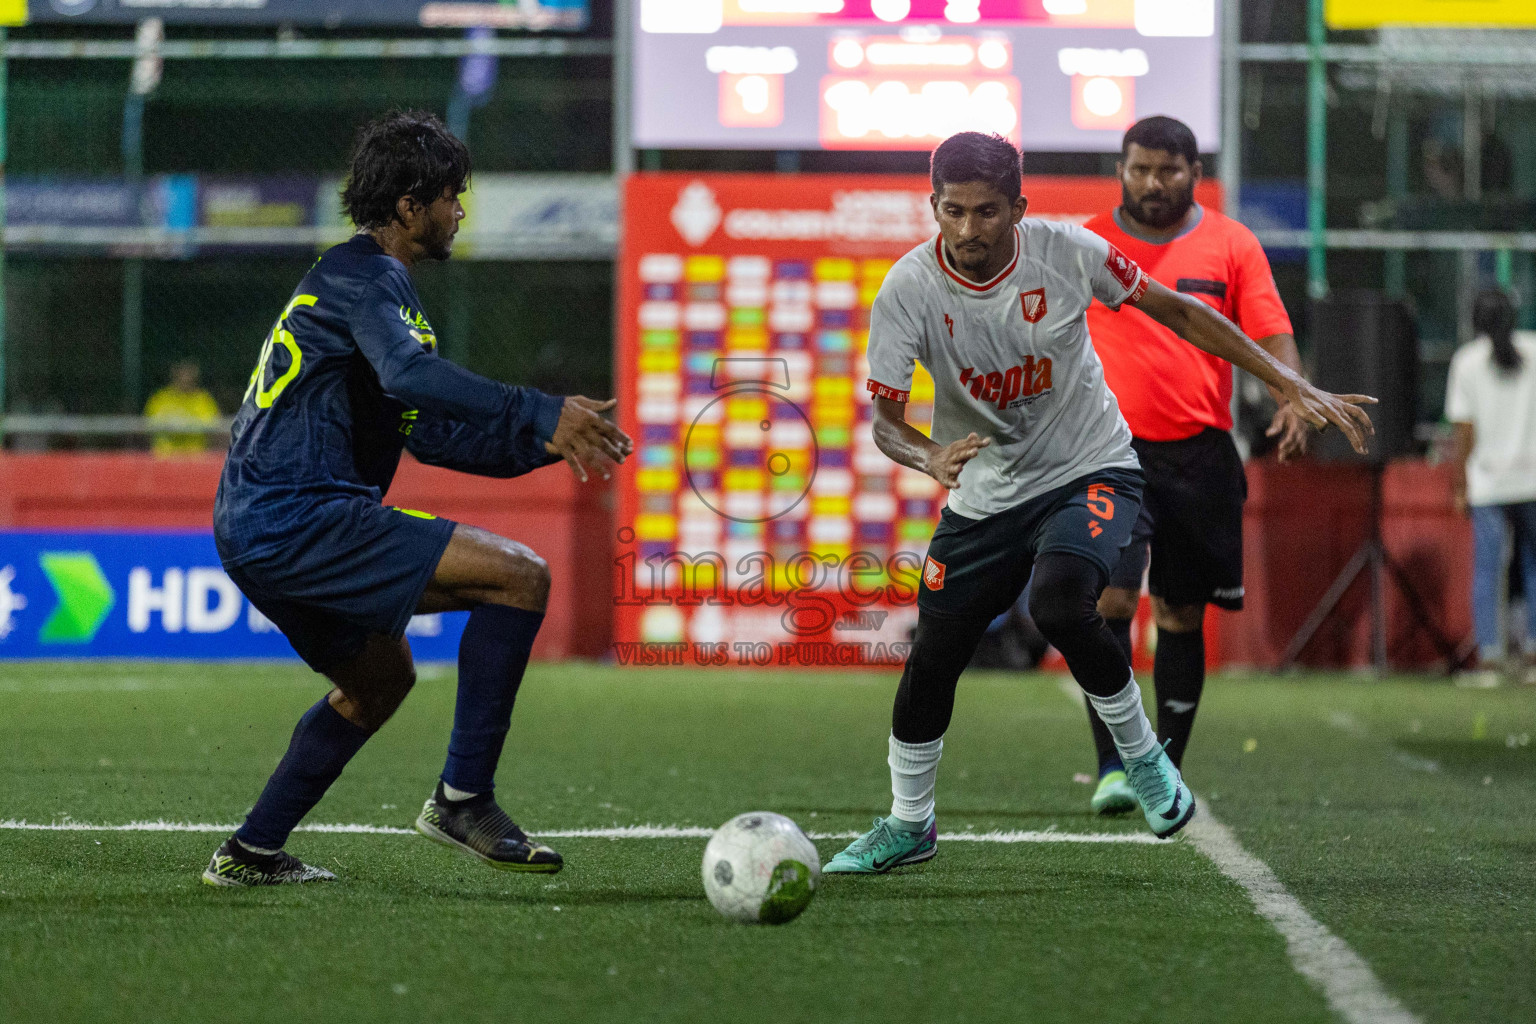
1085, 206, 1293, 441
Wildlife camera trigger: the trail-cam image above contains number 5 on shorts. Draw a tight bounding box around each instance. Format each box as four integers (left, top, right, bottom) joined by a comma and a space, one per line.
1086, 483, 1116, 520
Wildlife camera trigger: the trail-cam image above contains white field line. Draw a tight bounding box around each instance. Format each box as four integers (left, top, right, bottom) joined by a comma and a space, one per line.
0, 819, 1163, 844
1185, 810, 1421, 1024
1054, 677, 1419, 1022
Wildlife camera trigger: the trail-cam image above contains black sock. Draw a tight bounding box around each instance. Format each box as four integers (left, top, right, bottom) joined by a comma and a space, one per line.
1086, 617, 1134, 774
235, 697, 372, 852
1154, 628, 1205, 769
441, 604, 544, 794
892, 611, 993, 744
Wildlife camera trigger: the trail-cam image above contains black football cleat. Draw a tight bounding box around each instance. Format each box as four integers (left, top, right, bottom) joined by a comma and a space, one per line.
414, 781, 564, 873
201, 837, 337, 887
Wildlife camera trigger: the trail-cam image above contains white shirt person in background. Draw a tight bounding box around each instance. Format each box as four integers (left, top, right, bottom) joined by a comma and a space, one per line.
1446, 289, 1536, 683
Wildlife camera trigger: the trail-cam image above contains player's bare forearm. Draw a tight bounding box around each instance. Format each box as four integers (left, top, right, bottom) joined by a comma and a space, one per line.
1255, 333, 1302, 398
1136, 282, 1301, 394
871, 396, 989, 490
1255, 332, 1310, 461
1450, 421, 1473, 515
1132, 280, 1377, 454
871, 397, 941, 474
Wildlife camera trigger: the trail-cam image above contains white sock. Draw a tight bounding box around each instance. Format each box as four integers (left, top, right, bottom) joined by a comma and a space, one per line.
442, 781, 481, 802
1086, 677, 1158, 761
888, 734, 943, 825
234, 837, 280, 857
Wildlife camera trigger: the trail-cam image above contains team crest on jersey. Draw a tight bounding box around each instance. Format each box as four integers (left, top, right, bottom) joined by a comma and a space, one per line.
923, 556, 946, 591
1104, 245, 1141, 291
399, 306, 437, 350
1019, 288, 1047, 324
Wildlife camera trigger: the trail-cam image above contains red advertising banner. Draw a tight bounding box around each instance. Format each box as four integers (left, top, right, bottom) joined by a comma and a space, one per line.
614, 172, 1223, 668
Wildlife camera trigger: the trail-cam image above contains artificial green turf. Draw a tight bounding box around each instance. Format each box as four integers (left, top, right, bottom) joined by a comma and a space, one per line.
1, 661, 1531, 1023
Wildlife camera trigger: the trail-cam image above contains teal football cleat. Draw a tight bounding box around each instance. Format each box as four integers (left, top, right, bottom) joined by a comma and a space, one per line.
1124, 743, 1195, 838
822, 815, 937, 874
1090, 769, 1139, 816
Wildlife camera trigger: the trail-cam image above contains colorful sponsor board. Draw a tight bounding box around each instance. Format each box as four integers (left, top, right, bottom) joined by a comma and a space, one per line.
614, 172, 1221, 663
633, 1, 1218, 152
0, 533, 463, 660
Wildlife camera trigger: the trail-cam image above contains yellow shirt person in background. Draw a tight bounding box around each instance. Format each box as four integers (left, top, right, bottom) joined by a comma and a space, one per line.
144, 360, 221, 456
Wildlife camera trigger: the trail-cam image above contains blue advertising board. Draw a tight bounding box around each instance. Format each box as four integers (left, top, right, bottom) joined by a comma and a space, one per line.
26, 1, 587, 29
7, 175, 197, 230
0, 533, 466, 661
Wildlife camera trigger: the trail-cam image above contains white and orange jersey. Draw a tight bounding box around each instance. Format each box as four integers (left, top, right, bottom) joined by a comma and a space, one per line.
865, 218, 1146, 519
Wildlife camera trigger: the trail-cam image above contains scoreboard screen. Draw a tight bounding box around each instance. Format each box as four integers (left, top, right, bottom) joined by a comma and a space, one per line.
633, 0, 1219, 153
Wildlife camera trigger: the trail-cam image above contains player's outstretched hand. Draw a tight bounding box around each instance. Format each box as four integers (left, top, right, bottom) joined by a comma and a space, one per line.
1266, 402, 1311, 463
1283, 381, 1377, 455
925, 432, 990, 490
546, 396, 634, 482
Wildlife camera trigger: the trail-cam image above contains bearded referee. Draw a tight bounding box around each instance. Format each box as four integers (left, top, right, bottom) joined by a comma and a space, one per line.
1080, 116, 1306, 815
202, 110, 632, 885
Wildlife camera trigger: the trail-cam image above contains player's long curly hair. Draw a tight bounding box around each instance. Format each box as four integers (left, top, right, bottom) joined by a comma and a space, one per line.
931, 132, 1022, 200
341, 109, 471, 229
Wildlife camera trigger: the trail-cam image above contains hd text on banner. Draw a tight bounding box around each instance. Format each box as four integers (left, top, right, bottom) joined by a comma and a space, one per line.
0, 533, 464, 661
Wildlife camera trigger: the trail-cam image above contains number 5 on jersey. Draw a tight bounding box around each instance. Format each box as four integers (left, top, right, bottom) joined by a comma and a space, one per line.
244, 294, 318, 408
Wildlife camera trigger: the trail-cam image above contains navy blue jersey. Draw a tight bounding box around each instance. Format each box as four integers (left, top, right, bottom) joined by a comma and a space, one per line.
215, 234, 563, 564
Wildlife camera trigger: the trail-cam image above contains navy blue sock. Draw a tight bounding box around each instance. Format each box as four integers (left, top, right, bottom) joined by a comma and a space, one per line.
441, 603, 544, 794
235, 696, 371, 851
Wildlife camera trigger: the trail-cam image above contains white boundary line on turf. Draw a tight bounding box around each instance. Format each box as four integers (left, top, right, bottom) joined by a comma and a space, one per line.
1055, 675, 1420, 1023
1184, 811, 1421, 1024
0, 820, 1164, 844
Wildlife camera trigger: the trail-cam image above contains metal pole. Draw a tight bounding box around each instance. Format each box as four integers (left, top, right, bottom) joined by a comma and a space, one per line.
122, 92, 145, 413
1220, 0, 1242, 218
1495, 249, 1513, 289
1306, 0, 1328, 299
612, 0, 634, 177
1458, 80, 1481, 344
1384, 106, 1407, 298
0, 26, 8, 441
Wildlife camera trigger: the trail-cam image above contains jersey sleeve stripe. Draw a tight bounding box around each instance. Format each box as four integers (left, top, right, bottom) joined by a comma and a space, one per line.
1127, 271, 1149, 306
866, 379, 910, 402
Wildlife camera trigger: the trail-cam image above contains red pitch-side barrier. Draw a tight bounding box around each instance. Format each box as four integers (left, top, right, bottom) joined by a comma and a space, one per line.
0, 454, 1471, 669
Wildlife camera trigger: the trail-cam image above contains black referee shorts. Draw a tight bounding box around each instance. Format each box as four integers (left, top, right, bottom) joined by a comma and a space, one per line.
1106, 427, 1247, 611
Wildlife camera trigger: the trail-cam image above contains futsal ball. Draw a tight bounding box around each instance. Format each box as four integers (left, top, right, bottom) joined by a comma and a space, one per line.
701, 811, 820, 924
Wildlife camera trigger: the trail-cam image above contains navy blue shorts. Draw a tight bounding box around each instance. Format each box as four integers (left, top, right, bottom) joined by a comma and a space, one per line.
221, 498, 458, 673
918, 467, 1144, 621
